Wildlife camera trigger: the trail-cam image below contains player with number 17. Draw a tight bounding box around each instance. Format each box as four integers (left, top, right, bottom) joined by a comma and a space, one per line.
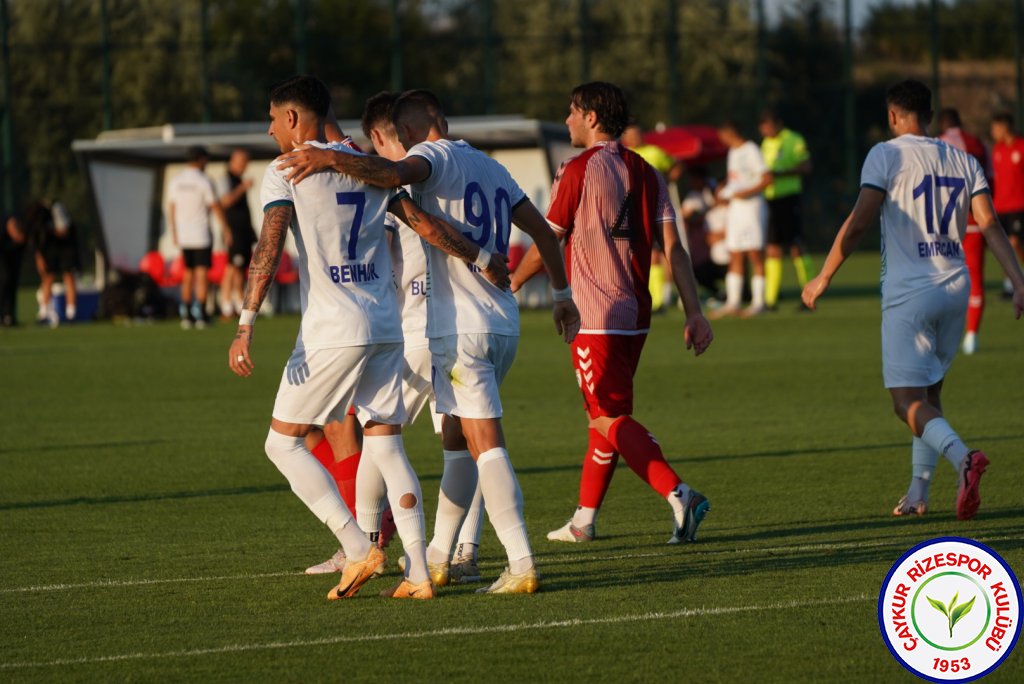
803, 80, 1024, 520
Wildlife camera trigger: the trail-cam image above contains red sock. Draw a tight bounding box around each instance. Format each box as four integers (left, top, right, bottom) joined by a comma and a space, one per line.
578, 429, 618, 508
606, 416, 681, 498
964, 232, 985, 333
310, 439, 361, 512
379, 507, 397, 548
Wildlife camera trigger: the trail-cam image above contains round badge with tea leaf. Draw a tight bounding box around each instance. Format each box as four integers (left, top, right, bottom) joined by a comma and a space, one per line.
879, 537, 1021, 682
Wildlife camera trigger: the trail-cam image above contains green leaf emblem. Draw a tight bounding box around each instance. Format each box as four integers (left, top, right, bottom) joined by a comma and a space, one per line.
928, 592, 975, 638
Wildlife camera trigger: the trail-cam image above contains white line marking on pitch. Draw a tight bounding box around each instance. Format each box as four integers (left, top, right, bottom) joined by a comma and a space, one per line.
4, 535, 1016, 596
0, 594, 872, 670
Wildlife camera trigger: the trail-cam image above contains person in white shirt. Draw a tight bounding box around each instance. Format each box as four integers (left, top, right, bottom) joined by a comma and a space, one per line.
714, 121, 771, 317
277, 88, 580, 595
166, 146, 228, 329
228, 76, 509, 601
803, 79, 1024, 520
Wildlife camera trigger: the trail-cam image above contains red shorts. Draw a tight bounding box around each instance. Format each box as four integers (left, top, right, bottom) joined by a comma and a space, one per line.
571, 333, 647, 419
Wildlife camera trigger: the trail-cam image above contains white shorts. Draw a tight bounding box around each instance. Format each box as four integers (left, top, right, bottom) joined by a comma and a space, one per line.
725, 220, 766, 252
881, 277, 968, 389
271, 343, 407, 427
403, 345, 442, 433
430, 333, 518, 419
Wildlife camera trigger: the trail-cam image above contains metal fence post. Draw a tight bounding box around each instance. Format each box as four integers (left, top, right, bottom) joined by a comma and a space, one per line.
100, 0, 112, 130
0, 0, 13, 213
200, 0, 211, 123
844, 0, 856, 195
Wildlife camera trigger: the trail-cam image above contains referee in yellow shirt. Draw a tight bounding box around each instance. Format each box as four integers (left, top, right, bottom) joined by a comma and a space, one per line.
759, 111, 813, 309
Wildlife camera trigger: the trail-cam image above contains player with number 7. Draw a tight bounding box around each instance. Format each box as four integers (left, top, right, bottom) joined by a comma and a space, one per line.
802, 79, 1024, 520
277, 88, 579, 594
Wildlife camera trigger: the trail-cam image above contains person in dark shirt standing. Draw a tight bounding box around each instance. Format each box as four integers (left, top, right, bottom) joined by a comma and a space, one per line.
0, 212, 26, 326
219, 148, 256, 318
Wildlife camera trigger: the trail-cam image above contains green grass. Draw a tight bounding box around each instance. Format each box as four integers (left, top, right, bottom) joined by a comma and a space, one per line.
1, 253, 1022, 682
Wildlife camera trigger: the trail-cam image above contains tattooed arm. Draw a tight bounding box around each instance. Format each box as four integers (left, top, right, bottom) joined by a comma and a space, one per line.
388, 195, 510, 290
277, 147, 431, 188
228, 204, 293, 377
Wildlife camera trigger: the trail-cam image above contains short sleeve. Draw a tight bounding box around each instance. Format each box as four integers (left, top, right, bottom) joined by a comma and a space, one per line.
966, 154, 990, 198
201, 176, 217, 206
404, 142, 443, 196
546, 157, 585, 237
860, 144, 890, 194
791, 133, 810, 163
259, 162, 294, 211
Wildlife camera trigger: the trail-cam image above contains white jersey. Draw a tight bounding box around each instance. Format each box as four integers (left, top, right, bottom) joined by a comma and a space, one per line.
387, 211, 429, 350
723, 141, 768, 231
860, 135, 989, 309
167, 166, 217, 248
260, 141, 403, 350
405, 139, 526, 338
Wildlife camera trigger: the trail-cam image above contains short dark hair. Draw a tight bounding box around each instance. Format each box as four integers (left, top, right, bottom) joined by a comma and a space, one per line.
269, 75, 331, 118
392, 89, 446, 130
992, 112, 1015, 128
938, 107, 961, 128
186, 145, 208, 162
570, 82, 630, 138
886, 79, 933, 122
361, 91, 400, 139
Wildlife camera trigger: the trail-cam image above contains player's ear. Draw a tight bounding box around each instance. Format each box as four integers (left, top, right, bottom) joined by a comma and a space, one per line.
287, 108, 300, 129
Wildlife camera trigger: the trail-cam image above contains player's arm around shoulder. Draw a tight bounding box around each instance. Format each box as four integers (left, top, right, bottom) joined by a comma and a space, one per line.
276, 144, 430, 188
228, 199, 293, 378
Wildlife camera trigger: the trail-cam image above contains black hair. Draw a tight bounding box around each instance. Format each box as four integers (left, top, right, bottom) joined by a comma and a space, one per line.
992, 112, 1015, 128
885, 79, 933, 122
361, 91, 400, 139
269, 75, 331, 118
569, 82, 630, 138
938, 107, 962, 128
186, 145, 208, 162
392, 89, 446, 130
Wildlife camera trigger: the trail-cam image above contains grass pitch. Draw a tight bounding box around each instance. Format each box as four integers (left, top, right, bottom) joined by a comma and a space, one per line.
1, 253, 1021, 682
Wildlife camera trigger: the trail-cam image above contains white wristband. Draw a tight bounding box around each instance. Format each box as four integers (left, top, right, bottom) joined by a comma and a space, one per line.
474, 248, 491, 270
552, 285, 573, 302
238, 310, 257, 326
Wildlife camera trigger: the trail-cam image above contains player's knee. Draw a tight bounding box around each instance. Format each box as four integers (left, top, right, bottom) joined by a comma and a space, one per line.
399, 492, 418, 509
265, 429, 302, 465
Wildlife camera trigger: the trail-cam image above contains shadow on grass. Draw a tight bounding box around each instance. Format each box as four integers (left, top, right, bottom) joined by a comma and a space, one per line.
0, 439, 171, 455
0, 484, 289, 511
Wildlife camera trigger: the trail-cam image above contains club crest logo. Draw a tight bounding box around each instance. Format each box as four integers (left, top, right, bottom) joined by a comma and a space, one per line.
879, 537, 1021, 682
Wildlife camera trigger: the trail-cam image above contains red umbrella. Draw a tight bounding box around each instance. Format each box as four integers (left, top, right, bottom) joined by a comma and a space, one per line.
643, 126, 728, 164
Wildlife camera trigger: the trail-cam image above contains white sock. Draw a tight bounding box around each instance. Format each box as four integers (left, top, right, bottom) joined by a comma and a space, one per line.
920, 418, 970, 471
751, 275, 765, 309
355, 449, 387, 540
571, 506, 598, 528
667, 483, 691, 528
477, 447, 533, 574
428, 449, 477, 565
263, 429, 371, 561
908, 437, 939, 502
65, 304, 76, 320
455, 482, 485, 548
363, 434, 428, 584
725, 272, 743, 308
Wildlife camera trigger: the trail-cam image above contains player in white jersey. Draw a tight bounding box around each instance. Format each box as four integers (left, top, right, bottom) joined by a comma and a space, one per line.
803, 80, 1024, 520
715, 121, 771, 317
279, 89, 580, 594
228, 76, 509, 601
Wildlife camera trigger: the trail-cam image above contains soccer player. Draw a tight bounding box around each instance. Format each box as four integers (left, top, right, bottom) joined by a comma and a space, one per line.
937, 108, 990, 355
802, 80, 1024, 520
715, 120, 771, 317
167, 145, 229, 329
511, 81, 714, 545
758, 111, 813, 310
990, 113, 1024, 299
218, 148, 256, 319
278, 88, 580, 594
228, 76, 509, 600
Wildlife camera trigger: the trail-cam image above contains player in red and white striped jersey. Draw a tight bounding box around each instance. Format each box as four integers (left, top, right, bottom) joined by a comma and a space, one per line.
512, 82, 715, 545
938, 108, 990, 355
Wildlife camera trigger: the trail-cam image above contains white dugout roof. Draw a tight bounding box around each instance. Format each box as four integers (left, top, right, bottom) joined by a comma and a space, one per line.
72, 117, 574, 275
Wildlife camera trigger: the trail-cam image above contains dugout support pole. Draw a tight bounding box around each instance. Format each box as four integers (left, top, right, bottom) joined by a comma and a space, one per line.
100, 0, 112, 131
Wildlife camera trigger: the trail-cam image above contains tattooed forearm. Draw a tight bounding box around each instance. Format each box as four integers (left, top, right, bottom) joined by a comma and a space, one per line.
242, 205, 292, 313
335, 154, 403, 188
401, 200, 477, 262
